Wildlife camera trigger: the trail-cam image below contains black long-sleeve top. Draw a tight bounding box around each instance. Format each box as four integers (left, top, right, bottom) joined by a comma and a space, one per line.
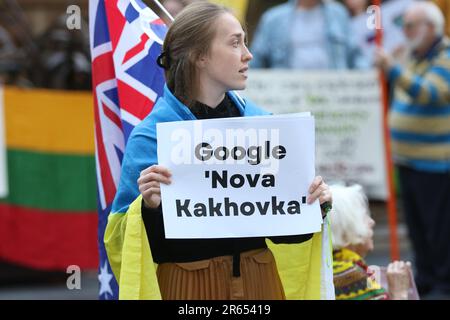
142, 95, 313, 276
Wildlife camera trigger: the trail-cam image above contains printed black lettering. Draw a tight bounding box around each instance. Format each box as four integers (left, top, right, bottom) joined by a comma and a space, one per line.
211, 170, 227, 188
271, 196, 286, 215
194, 141, 287, 165
273, 145, 287, 160
193, 203, 207, 217
176, 199, 192, 217
230, 174, 245, 188
287, 200, 301, 214
262, 174, 275, 187
256, 201, 270, 215
207, 171, 275, 189
240, 202, 255, 216
195, 142, 213, 161
224, 197, 239, 216
209, 198, 222, 216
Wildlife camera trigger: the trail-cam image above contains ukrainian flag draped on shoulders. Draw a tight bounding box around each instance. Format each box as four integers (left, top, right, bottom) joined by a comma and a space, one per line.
91, 0, 334, 300
105, 86, 334, 300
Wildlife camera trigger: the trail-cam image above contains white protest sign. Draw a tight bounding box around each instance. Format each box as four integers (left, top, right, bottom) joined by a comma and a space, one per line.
0, 86, 8, 198
157, 114, 322, 239
242, 70, 387, 200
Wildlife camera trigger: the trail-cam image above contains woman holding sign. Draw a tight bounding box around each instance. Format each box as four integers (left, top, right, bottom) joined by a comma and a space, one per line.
105, 1, 332, 300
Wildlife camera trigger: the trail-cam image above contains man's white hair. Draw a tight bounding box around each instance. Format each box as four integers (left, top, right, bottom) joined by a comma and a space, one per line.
407, 1, 445, 36
329, 184, 371, 250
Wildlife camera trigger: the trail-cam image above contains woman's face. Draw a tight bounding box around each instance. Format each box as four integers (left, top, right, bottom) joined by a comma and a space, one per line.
197, 13, 253, 94
351, 215, 375, 258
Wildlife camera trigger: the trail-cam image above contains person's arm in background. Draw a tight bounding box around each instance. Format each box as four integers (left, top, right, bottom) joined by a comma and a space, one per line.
375, 48, 450, 105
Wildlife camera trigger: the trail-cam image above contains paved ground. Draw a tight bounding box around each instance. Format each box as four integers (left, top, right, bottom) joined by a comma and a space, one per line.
0, 201, 421, 300
0, 271, 99, 300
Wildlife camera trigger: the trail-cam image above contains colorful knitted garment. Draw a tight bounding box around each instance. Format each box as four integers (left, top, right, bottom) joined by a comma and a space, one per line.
333, 248, 388, 300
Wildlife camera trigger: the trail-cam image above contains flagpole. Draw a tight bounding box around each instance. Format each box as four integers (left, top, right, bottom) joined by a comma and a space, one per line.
373, 0, 400, 261
152, 0, 175, 22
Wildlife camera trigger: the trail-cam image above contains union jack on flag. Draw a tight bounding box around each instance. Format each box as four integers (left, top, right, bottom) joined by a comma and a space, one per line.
89, 0, 167, 300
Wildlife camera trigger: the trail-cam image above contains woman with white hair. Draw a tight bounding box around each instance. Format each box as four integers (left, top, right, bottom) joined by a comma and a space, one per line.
330, 184, 412, 300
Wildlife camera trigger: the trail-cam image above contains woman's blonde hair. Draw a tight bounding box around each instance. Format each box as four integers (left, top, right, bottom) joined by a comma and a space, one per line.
329, 184, 372, 250
160, 1, 231, 107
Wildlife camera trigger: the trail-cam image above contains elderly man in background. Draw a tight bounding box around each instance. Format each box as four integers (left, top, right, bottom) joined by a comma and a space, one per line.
375, 1, 450, 299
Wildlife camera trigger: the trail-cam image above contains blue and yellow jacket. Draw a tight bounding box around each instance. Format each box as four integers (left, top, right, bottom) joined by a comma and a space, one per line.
389, 37, 450, 172
104, 85, 334, 299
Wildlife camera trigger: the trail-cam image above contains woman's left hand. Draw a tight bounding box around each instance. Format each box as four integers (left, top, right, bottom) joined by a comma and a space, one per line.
307, 176, 332, 218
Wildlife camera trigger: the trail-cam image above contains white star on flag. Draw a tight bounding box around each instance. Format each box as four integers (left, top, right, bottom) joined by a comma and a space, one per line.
98, 262, 114, 298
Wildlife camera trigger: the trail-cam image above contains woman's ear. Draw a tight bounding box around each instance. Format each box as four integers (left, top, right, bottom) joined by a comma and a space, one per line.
196, 53, 208, 69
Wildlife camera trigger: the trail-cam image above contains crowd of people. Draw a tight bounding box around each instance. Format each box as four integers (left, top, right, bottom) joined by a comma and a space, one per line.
0, 0, 448, 89
0, 8, 90, 90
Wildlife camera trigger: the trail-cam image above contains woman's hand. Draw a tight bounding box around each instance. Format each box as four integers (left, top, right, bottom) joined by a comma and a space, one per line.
307, 176, 332, 218
387, 261, 411, 300
138, 165, 172, 209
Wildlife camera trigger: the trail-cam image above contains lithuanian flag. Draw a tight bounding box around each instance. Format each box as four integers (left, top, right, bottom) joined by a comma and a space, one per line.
0, 87, 98, 270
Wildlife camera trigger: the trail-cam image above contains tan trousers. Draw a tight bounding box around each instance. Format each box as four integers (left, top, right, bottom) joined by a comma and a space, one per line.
156, 248, 286, 300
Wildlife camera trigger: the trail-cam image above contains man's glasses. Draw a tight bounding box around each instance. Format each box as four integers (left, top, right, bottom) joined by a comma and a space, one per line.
403, 20, 428, 30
